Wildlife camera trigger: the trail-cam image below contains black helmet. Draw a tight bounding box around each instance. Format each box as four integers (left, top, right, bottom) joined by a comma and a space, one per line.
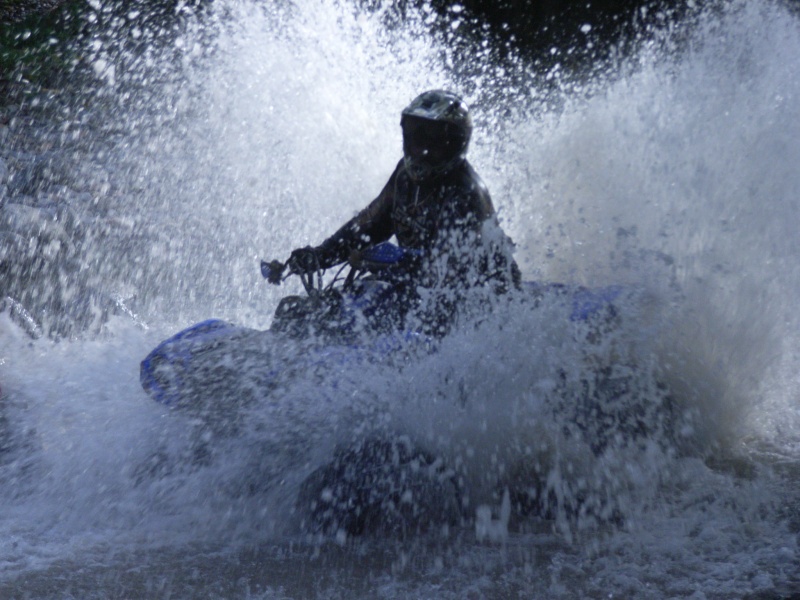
400, 90, 472, 182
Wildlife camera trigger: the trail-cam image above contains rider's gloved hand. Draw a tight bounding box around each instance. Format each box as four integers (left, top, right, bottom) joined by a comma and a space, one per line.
286, 246, 320, 275
263, 260, 285, 284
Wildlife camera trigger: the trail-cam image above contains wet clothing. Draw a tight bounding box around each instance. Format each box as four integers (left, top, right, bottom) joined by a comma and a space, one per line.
296, 157, 518, 335
314, 158, 519, 292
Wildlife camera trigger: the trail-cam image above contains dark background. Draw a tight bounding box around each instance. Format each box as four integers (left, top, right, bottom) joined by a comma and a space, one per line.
0, 0, 691, 86
435, 0, 685, 54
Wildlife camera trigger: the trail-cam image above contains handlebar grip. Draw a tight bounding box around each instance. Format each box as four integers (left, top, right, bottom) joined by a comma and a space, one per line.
261, 260, 286, 284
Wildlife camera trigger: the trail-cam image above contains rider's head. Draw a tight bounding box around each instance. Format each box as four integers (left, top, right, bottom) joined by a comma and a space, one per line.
401, 90, 472, 182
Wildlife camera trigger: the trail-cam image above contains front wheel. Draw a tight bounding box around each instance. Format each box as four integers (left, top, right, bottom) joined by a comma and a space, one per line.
296, 436, 464, 537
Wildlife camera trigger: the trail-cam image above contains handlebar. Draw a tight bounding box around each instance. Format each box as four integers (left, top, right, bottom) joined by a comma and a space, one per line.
260, 242, 421, 289
260, 259, 319, 296
260, 259, 286, 284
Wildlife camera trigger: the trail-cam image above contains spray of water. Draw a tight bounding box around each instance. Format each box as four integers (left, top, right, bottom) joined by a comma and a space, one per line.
0, 0, 799, 595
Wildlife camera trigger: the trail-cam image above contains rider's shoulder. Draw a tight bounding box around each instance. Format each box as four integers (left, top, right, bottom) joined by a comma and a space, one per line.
454, 160, 493, 212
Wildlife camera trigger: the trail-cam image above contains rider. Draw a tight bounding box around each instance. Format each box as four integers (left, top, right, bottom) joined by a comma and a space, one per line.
271, 89, 520, 333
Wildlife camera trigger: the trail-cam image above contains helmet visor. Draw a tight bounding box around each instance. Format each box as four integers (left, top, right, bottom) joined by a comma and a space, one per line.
401, 115, 463, 168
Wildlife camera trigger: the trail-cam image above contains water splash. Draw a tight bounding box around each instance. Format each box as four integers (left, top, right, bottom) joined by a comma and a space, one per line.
1, 0, 799, 596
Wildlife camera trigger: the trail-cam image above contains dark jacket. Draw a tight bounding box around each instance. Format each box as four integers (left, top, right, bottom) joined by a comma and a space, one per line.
316, 158, 519, 291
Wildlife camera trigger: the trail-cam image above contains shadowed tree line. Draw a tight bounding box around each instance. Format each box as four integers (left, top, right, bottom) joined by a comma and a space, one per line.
0, 0, 692, 89
0, 0, 212, 90
7, 0, 798, 105
0, 0, 64, 23
426, 0, 684, 56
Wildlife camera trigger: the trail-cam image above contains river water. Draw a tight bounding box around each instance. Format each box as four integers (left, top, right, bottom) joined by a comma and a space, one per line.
0, 0, 798, 598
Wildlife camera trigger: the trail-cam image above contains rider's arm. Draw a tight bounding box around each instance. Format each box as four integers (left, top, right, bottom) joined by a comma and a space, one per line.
313, 160, 402, 269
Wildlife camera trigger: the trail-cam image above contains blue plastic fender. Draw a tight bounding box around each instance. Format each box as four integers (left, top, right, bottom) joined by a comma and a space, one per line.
140, 319, 239, 406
